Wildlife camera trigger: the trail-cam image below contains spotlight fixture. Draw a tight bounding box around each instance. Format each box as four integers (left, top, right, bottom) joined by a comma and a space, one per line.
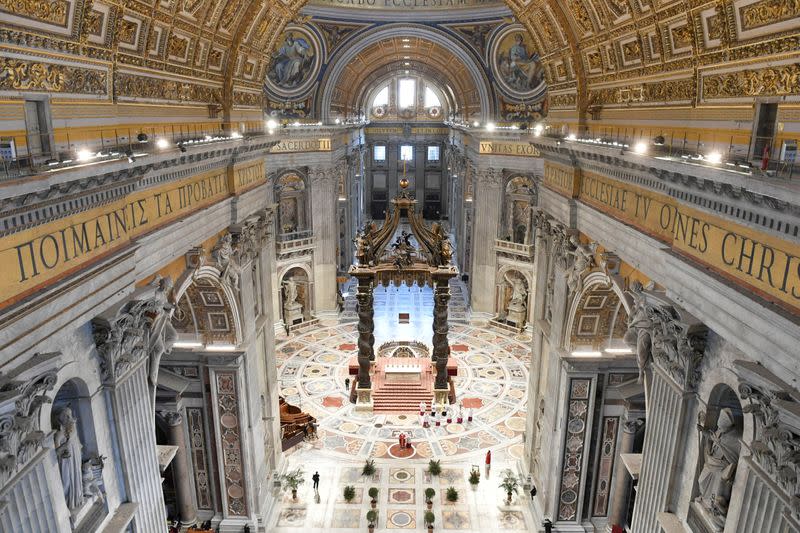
266, 119, 278, 130
231, 131, 242, 139
566, 133, 577, 141
76, 149, 92, 162
604, 347, 634, 354
706, 151, 723, 164
172, 341, 203, 349
633, 142, 648, 155
570, 350, 602, 357
486, 122, 496, 131
156, 138, 169, 150
136, 132, 149, 143
533, 124, 544, 137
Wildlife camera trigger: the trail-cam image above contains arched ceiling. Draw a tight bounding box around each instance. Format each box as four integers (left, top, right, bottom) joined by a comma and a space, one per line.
326, 36, 482, 118
2, 0, 798, 116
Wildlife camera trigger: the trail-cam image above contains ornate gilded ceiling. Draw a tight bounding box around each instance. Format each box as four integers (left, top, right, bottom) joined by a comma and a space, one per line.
0, 0, 798, 117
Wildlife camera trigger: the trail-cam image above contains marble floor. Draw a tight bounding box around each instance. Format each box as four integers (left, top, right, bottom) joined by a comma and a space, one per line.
271, 284, 533, 531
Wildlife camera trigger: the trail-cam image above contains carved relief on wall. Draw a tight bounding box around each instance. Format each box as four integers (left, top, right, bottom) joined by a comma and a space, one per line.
186, 407, 213, 509
587, 50, 603, 73
592, 416, 619, 516
167, 33, 191, 62
117, 17, 140, 48
549, 92, 577, 109
702, 63, 800, 99
114, 72, 221, 102
605, 0, 632, 20
589, 78, 694, 105
0, 58, 108, 95
669, 22, 694, 53
569, 0, 595, 34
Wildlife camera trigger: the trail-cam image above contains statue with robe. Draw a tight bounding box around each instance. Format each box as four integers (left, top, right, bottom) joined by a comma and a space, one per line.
624, 281, 654, 384
54, 407, 84, 512
696, 408, 741, 524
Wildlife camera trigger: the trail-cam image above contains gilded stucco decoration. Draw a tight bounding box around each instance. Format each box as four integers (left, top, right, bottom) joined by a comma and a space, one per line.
0, 0, 70, 26
0, 57, 107, 94
702, 63, 800, 99
740, 0, 800, 30
114, 72, 221, 102
589, 78, 694, 106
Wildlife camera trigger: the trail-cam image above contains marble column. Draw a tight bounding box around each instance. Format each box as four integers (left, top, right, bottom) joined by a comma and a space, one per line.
160, 411, 197, 526
93, 300, 169, 533
626, 287, 706, 533
469, 168, 503, 316
310, 165, 338, 313
607, 417, 639, 532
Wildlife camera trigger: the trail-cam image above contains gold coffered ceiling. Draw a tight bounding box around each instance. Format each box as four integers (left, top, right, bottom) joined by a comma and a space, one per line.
0, 0, 797, 113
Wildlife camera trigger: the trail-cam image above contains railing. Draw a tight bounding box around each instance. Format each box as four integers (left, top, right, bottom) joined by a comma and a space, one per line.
0, 119, 367, 181
277, 231, 315, 256
494, 238, 534, 258
562, 125, 798, 181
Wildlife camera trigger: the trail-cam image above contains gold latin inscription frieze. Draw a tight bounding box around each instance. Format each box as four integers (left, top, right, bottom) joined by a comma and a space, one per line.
231, 160, 265, 193
578, 172, 800, 313
0, 170, 230, 307
270, 138, 332, 153
479, 141, 541, 157
543, 162, 579, 197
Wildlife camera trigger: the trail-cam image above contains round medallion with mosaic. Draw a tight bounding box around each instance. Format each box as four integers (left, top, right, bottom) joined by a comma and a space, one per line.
489, 25, 547, 101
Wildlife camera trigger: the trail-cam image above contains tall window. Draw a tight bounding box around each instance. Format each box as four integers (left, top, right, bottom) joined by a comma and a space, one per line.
400, 145, 414, 161
373, 145, 386, 161
372, 85, 389, 107
424, 87, 441, 108
398, 78, 416, 108
427, 145, 440, 161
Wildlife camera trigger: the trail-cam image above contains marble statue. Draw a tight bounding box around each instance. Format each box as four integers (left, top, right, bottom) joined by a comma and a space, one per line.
624, 281, 653, 384
283, 277, 303, 325
503, 272, 528, 327
564, 236, 596, 295
146, 276, 178, 394
696, 408, 741, 523
213, 234, 242, 291
54, 407, 84, 512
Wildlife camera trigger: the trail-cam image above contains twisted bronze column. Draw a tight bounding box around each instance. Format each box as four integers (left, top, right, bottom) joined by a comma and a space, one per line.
356, 277, 374, 388
432, 278, 451, 390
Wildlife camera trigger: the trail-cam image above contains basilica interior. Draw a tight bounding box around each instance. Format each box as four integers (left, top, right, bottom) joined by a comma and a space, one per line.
0, 0, 799, 532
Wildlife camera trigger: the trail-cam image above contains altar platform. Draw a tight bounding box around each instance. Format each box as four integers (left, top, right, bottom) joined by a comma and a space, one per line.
348, 356, 458, 413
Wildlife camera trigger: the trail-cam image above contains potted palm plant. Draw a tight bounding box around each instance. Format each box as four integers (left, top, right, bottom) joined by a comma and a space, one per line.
362, 458, 376, 477
498, 469, 519, 505
368, 487, 379, 508
366, 509, 378, 532
424, 487, 436, 509
281, 467, 305, 501
427, 459, 441, 476
424, 510, 435, 531
446, 486, 459, 503
468, 469, 480, 487
343, 485, 356, 503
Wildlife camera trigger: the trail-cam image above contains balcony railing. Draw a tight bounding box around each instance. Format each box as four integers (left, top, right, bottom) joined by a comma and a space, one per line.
494, 238, 534, 259
277, 230, 315, 256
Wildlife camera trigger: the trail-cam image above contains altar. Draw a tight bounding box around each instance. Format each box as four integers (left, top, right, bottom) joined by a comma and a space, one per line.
384, 363, 422, 383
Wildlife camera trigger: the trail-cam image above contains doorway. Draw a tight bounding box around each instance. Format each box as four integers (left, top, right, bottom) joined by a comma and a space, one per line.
751, 102, 778, 161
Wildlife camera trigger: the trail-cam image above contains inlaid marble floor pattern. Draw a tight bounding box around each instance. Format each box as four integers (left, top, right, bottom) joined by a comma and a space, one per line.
270, 459, 533, 532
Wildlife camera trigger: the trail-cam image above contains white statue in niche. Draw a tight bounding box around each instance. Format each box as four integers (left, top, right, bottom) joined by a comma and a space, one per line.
54, 407, 85, 512
503, 271, 528, 327
283, 277, 299, 304
695, 408, 741, 524
283, 276, 303, 325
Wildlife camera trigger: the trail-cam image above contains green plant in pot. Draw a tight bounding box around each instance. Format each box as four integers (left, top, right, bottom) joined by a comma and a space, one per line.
468, 469, 480, 486
366, 509, 378, 532
281, 467, 305, 501
343, 485, 356, 503
446, 486, 459, 503
424, 487, 436, 509
424, 510, 435, 531
362, 458, 376, 477
427, 459, 441, 476
498, 469, 519, 504
368, 487, 379, 508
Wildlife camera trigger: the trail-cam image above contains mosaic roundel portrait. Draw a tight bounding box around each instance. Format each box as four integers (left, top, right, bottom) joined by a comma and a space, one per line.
265, 26, 323, 98
489, 25, 547, 101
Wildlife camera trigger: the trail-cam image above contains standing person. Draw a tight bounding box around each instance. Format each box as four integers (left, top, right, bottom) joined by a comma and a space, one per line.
467, 408, 473, 422
420, 400, 426, 416
485, 449, 492, 476
312, 471, 320, 491
344, 377, 350, 391
457, 404, 464, 423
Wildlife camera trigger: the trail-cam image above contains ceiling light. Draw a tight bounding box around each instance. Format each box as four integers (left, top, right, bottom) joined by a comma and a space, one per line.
205, 343, 237, 352
633, 142, 648, 155
404, 62, 410, 66
266, 119, 278, 130
706, 151, 722, 164
401, 38, 410, 42
76, 149, 92, 161
604, 347, 634, 354
231, 131, 242, 139
533, 124, 543, 137
156, 138, 169, 150
472, 121, 480, 127
335, 118, 341, 124
173, 341, 203, 348
486, 122, 496, 131
571, 350, 602, 357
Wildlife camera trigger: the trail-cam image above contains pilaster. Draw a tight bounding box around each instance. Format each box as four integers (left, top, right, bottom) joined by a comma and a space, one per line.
469, 168, 503, 314
310, 165, 339, 313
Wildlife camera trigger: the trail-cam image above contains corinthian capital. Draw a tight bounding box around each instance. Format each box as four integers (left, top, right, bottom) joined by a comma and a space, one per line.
624, 283, 707, 391
475, 168, 502, 186
309, 166, 335, 185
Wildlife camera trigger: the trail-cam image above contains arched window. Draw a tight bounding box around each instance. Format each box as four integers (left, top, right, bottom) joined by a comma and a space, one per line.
372, 85, 389, 108
424, 86, 441, 108
398, 78, 416, 108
